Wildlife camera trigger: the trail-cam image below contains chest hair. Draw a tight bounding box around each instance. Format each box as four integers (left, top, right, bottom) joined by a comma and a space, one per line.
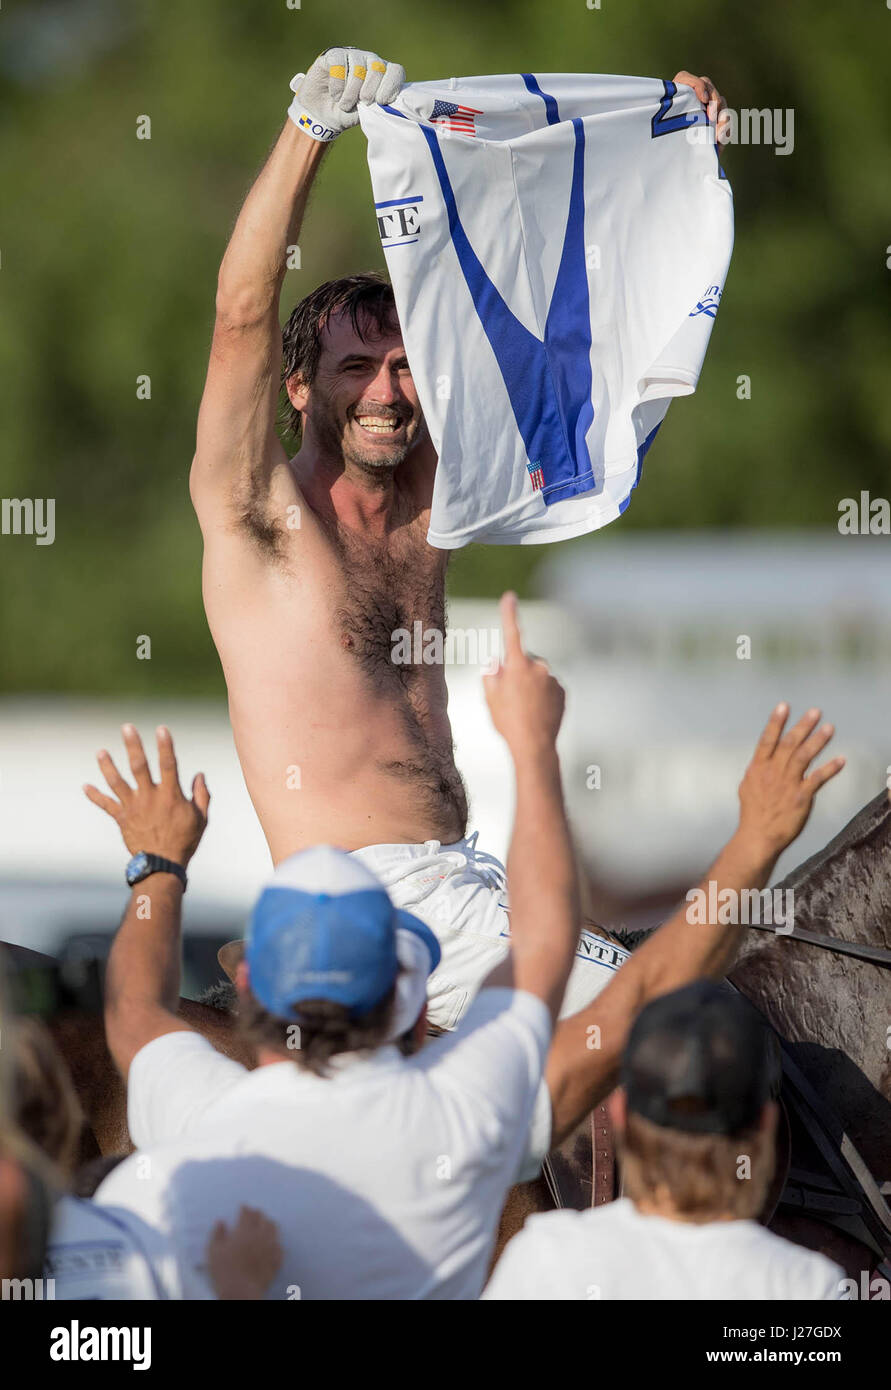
333, 526, 447, 693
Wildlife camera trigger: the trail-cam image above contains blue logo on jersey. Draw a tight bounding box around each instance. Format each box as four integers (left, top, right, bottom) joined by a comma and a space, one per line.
689, 284, 723, 318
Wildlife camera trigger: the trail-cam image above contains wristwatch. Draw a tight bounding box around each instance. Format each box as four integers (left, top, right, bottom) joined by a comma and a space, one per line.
125, 852, 188, 892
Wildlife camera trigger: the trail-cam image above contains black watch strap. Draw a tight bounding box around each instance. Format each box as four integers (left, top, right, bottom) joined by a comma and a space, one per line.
126, 852, 188, 892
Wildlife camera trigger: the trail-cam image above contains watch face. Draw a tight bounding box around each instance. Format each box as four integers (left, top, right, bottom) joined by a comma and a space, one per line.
127, 852, 150, 885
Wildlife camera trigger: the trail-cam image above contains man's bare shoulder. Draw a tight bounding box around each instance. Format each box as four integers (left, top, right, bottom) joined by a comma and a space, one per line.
195, 451, 335, 578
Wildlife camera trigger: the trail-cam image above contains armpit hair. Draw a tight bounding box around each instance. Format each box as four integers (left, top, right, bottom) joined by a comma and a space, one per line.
237, 497, 283, 560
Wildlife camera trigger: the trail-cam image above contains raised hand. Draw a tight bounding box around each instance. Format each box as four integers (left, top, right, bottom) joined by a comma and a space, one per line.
483, 592, 566, 757
288, 47, 406, 142
672, 70, 730, 143
83, 725, 210, 867
737, 704, 845, 860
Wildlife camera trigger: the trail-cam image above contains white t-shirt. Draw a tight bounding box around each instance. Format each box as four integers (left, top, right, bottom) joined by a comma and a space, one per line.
482, 1198, 846, 1300
44, 1195, 182, 1300
359, 73, 733, 547
94, 988, 552, 1300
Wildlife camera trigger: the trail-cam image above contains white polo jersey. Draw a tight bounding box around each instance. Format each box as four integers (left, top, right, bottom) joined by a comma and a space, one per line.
359, 73, 733, 546
93, 987, 552, 1300
482, 1198, 846, 1300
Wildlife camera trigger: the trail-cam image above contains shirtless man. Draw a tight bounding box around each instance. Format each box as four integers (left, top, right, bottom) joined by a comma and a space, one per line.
190, 47, 728, 1029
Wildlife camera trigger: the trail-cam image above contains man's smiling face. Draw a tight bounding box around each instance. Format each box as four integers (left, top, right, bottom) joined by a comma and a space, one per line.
296, 306, 425, 474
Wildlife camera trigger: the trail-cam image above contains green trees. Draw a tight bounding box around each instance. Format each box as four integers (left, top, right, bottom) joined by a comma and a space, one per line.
1, 0, 887, 691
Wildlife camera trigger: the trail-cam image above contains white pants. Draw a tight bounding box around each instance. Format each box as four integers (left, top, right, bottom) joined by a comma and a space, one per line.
351, 833, 630, 1031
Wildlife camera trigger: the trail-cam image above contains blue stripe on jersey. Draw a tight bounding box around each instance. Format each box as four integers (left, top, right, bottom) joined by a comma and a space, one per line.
618, 419, 664, 515
543, 118, 595, 497
521, 73, 561, 125
419, 119, 596, 505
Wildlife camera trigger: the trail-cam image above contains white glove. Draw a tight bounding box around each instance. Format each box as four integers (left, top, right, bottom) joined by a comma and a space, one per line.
288, 47, 405, 142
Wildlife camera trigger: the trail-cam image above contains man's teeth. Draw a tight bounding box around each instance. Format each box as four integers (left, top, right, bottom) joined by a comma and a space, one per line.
355, 416, 399, 433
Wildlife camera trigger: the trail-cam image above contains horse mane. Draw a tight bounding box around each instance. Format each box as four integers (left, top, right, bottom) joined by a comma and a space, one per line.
198, 980, 238, 1013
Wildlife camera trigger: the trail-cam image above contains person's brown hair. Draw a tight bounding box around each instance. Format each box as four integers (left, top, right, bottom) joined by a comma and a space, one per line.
237, 981, 401, 1078
11, 1017, 83, 1180
620, 1108, 773, 1222
280, 272, 398, 438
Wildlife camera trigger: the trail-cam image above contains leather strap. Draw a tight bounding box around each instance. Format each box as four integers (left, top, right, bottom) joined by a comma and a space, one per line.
746, 920, 891, 969
779, 1045, 891, 1259
591, 1102, 616, 1207
726, 981, 891, 1261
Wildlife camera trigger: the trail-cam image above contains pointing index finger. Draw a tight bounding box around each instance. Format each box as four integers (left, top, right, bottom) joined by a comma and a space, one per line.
499, 591, 523, 662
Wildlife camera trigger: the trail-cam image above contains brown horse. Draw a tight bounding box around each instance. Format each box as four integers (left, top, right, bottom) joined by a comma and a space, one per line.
4, 793, 890, 1276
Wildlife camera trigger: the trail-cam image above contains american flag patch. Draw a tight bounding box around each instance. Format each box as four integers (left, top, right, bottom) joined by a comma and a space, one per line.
430, 100, 483, 137
527, 461, 545, 491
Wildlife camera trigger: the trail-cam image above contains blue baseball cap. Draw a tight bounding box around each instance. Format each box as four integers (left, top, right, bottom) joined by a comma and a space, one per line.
245, 846, 442, 1021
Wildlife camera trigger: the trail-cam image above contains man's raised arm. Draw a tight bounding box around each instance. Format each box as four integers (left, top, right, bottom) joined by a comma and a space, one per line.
83, 725, 211, 1076
189, 48, 405, 527
545, 704, 846, 1144
482, 594, 580, 1023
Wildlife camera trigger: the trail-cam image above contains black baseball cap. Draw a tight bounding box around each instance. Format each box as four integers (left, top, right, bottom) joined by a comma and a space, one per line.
621, 981, 780, 1136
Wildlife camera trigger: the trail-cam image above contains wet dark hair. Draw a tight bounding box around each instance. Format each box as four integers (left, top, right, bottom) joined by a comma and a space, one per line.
280, 272, 398, 439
